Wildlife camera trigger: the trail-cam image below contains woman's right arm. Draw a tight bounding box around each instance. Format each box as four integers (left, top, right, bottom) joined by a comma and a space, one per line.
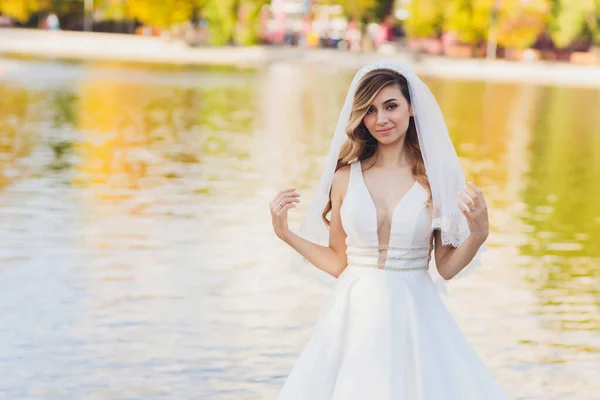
270, 167, 350, 278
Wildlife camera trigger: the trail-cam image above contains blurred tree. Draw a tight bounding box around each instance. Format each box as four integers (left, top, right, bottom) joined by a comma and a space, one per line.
404, 0, 445, 38
372, 0, 394, 21
496, 0, 552, 49
551, 0, 600, 47
322, 0, 378, 19
0, 0, 113, 28
125, 0, 198, 29
233, 0, 270, 45
443, 0, 494, 45
333, 0, 377, 20
0, 0, 44, 22
0, 0, 84, 22
202, 0, 269, 45
201, 0, 236, 45
0, 0, 270, 45
100, 0, 127, 20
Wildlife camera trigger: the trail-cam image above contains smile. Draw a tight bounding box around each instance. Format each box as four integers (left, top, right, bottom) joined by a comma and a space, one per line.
376, 127, 394, 134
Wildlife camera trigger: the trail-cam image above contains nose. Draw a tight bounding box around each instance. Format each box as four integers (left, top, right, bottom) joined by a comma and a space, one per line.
377, 112, 389, 125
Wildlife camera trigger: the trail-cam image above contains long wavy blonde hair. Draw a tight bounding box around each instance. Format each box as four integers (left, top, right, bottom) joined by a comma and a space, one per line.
322, 69, 432, 225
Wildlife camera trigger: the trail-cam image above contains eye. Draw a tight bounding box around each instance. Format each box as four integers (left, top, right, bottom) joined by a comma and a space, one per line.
386, 104, 398, 110
366, 107, 375, 114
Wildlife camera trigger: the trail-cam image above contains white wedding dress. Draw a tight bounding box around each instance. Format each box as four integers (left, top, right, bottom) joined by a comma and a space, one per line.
278, 160, 510, 400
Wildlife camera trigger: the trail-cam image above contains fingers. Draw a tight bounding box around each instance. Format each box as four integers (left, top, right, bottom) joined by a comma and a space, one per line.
457, 181, 487, 218
464, 185, 477, 200
275, 187, 297, 198
271, 188, 296, 205
277, 192, 301, 207
271, 188, 301, 212
280, 191, 301, 201
467, 181, 482, 194
271, 188, 297, 208
461, 182, 478, 201
467, 181, 486, 206
274, 196, 300, 211
457, 185, 476, 217
457, 191, 474, 209
458, 181, 486, 205
457, 197, 473, 218
271, 201, 297, 216
279, 203, 297, 213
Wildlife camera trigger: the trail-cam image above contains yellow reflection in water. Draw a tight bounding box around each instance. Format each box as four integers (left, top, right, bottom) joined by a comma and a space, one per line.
0, 84, 41, 188
72, 75, 259, 195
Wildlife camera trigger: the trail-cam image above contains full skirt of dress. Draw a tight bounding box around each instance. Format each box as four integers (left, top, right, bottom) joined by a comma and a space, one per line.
277, 266, 510, 400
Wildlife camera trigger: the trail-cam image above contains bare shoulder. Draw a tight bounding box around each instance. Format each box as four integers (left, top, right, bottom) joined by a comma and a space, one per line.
332, 164, 351, 187
331, 164, 351, 201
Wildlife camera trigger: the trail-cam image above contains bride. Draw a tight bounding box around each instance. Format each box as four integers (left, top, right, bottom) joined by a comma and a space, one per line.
269, 62, 510, 399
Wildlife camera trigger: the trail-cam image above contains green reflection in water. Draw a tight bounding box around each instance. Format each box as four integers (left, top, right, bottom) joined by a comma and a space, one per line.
49, 90, 79, 128
520, 85, 600, 331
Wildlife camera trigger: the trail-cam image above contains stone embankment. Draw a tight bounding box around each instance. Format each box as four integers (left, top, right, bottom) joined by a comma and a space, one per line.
2, 28, 600, 88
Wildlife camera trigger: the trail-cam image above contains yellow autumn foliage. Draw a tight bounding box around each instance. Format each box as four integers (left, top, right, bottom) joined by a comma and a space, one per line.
0, 0, 45, 22
496, 0, 551, 49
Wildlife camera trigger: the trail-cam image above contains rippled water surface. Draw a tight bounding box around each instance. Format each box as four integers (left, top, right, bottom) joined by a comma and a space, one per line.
0, 58, 599, 399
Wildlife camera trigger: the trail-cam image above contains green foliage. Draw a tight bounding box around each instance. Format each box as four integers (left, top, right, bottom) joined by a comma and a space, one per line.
233, 0, 270, 46
443, 0, 494, 44
100, 0, 128, 20
202, 0, 236, 45
338, 0, 377, 19
321, 0, 376, 20
202, 0, 268, 46
551, 0, 600, 47
406, 0, 552, 48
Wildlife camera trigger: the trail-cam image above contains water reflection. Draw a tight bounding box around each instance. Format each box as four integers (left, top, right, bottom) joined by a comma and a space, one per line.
0, 59, 599, 399
520, 86, 600, 339
0, 85, 42, 188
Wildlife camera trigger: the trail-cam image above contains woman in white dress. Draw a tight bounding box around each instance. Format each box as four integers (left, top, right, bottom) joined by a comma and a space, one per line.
269, 62, 510, 399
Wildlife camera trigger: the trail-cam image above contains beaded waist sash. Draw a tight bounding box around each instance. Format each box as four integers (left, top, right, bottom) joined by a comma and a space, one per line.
346, 244, 430, 272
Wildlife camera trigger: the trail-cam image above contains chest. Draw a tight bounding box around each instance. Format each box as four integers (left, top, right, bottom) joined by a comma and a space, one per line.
340, 162, 433, 247
361, 169, 416, 221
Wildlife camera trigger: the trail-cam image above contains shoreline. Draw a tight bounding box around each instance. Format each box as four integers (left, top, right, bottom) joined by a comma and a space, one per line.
2, 28, 600, 88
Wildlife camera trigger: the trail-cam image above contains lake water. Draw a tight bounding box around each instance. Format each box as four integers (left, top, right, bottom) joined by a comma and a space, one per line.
0, 58, 599, 399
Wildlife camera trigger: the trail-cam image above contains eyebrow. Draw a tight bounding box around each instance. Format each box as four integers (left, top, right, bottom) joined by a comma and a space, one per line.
369, 98, 399, 109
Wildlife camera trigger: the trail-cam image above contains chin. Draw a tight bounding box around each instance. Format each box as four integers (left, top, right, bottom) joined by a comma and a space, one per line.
376, 133, 405, 145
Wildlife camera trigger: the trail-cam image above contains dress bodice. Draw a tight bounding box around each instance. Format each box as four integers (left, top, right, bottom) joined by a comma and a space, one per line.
340, 161, 433, 270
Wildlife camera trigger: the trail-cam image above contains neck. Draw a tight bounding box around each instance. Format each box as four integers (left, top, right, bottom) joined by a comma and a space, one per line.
372, 137, 410, 168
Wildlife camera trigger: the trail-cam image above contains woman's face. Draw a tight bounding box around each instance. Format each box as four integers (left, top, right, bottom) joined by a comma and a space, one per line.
362, 84, 412, 145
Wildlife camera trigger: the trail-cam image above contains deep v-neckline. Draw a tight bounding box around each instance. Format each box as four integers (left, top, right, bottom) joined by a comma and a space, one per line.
357, 160, 417, 249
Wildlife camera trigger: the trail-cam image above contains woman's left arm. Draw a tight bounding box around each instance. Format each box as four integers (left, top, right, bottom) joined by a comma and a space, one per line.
434, 181, 489, 280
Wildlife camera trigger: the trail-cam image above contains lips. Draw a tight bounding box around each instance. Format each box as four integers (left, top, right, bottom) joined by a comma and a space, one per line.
376, 127, 394, 134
